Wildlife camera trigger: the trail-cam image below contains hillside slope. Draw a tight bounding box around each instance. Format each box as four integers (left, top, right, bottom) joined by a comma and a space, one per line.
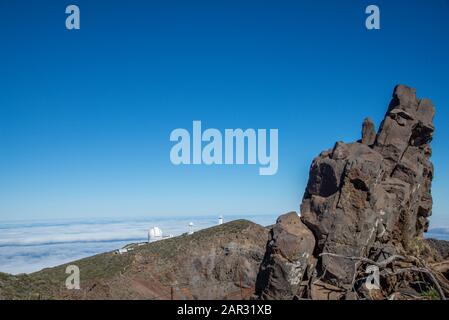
0, 219, 269, 300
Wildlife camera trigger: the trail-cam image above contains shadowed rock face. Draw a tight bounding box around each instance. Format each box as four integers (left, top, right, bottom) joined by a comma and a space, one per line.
257, 85, 436, 298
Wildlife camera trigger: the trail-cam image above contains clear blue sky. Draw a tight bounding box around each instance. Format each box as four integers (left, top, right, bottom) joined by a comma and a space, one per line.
1, 1, 448, 226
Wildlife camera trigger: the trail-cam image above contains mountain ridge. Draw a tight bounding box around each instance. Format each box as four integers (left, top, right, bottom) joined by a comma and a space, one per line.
0, 219, 268, 300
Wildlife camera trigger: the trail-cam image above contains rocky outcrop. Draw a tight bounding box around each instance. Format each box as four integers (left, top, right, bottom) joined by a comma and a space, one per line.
255, 212, 315, 299
256, 85, 446, 300
361, 118, 376, 146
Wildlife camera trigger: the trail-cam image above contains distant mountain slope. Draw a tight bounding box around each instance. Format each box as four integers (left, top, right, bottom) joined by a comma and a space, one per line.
0, 220, 268, 300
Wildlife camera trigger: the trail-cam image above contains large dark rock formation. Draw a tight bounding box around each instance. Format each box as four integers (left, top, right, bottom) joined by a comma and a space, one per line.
256, 85, 443, 299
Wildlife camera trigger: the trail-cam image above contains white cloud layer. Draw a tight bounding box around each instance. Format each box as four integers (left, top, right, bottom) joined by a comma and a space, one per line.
1, 215, 446, 275
0, 215, 277, 274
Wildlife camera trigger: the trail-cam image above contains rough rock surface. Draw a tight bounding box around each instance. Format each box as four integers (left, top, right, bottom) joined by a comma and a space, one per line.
257, 85, 440, 299
361, 118, 376, 146
255, 212, 315, 299
426, 239, 449, 261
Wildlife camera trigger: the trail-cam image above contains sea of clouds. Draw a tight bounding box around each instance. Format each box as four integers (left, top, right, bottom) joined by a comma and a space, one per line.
0, 215, 278, 275
1, 215, 447, 275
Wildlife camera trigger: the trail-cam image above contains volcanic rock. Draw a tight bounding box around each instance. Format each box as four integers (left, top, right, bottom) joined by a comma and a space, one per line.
361, 118, 376, 146
256, 85, 440, 299
255, 212, 315, 299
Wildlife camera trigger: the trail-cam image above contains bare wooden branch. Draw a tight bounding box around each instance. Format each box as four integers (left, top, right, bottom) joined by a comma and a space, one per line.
382, 267, 446, 300
319, 252, 407, 268
318, 252, 449, 300
430, 260, 449, 274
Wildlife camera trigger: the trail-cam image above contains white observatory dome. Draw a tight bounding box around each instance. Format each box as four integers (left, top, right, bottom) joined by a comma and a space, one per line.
188, 222, 194, 235
148, 226, 163, 242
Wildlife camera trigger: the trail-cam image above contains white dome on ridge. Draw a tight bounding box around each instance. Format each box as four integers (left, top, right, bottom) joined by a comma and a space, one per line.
149, 227, 163, 240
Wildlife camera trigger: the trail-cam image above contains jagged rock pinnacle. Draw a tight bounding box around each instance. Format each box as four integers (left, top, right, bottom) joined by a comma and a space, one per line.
256, 85, 436, 300
361, 117, 376, 146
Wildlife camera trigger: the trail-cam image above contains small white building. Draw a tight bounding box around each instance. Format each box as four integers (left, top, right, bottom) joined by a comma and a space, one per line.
117, 248, 128, 254
116, 247, 134, 255
218, 215, 223, 225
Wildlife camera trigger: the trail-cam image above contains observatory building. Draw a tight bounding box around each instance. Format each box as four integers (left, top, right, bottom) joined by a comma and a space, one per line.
188, 222, 194, 235
148, 226, 163, 242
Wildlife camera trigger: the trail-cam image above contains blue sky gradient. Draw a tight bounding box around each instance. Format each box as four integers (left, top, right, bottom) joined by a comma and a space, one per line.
1, 0, 449, 226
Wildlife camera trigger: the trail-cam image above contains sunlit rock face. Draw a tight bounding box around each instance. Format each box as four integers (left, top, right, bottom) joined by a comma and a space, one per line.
255, 212, 316, 300
257, 85, 436, 298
